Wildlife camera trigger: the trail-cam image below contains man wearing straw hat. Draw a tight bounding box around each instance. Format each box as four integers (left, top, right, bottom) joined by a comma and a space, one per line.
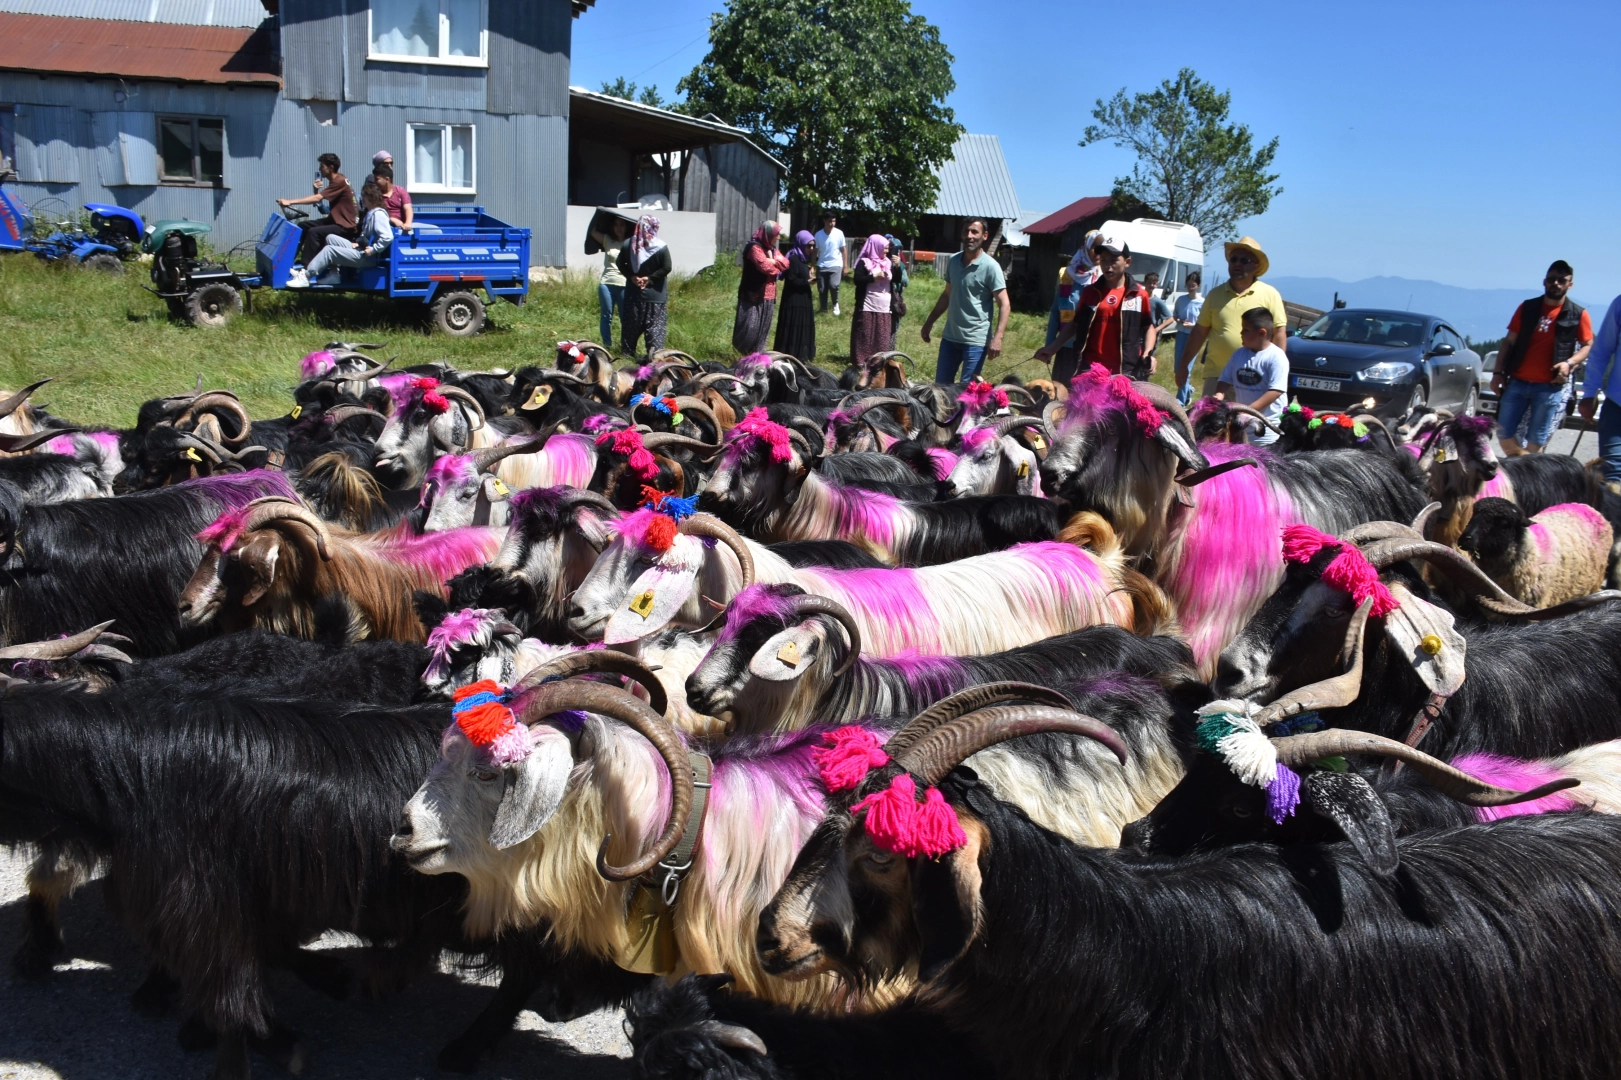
1175, 236, 1288, 400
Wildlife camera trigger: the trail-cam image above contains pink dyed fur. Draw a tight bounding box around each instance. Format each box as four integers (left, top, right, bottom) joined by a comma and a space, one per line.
364, 527, 501, 581
1480, 472, 1511, 499
1451, 753, 1582, 821
923, 448, 958, 480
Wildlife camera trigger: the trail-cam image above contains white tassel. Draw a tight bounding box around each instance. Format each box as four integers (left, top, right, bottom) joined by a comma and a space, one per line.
1215, 712, 1278, 788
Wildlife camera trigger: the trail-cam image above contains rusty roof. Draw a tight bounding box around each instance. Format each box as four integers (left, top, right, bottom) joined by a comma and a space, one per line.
0, 11, 279, 85
1022, 196, 1115, 236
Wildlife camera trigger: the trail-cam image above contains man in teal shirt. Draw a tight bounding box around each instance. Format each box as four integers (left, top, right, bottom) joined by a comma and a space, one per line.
921, 218, 1011, 383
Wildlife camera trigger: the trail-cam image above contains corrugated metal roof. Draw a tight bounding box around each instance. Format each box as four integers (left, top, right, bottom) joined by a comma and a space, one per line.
0, 12, 279, 84
927, 133, 1020, 219
1022, 196, 1114, 236
569, 87, 785, 170
0, 0, 269, 27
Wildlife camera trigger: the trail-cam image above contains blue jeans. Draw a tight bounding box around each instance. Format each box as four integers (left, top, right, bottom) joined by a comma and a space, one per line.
935, 338, 987, 384
598, 283, 625, 348
1497, 378, 1565, 448
1174, 333, 1195, 405
1597, 398, 1621, 485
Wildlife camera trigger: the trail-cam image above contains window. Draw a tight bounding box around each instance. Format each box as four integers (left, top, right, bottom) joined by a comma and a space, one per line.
407, 123, 475, 193
369, 0, 486, 67
157, 116, 224, 185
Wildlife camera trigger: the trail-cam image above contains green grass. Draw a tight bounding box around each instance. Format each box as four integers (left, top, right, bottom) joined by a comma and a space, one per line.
0, 253, 1177, 427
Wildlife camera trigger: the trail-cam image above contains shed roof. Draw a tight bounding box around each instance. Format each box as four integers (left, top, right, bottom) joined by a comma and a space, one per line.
1022, 196, 1115, 236
0, 11, 279, 84
569, 87, 784, 169
926, 133, 1020, 220
0, 0, 268, 26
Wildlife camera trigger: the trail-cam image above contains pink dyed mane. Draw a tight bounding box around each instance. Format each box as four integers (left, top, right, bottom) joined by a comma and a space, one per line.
1282, 524, 1399, 616
726, 408, 794, 464
369, 527, 501, 581
1451, 753, 1582, 821
300, 350, 336, 379
923, 447, 958, 481
197, 507, 252, 551
959, 427, 998, 455
424, 453, 477, 489
1068, 364, 1166, 436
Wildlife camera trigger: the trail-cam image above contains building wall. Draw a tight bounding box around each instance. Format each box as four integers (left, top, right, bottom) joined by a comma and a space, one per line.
564, 205, 715, 278
678, 143, 779, 253
1, 75, 567, 264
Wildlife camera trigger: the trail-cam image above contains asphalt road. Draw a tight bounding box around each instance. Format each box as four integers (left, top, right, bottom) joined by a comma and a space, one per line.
0, 848, 634, 1080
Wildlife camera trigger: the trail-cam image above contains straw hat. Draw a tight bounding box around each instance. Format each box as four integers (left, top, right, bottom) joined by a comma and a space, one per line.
1223, 236, 1269, 277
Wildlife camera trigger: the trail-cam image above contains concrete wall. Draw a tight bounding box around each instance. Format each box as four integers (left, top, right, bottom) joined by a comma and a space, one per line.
565, 205, 716, 278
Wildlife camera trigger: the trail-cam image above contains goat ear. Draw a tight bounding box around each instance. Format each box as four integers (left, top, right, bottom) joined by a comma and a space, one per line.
911, 815, 984, 983
1383, 582, 1467, 695
1302, 770, 1399, 878
603, 551, 702, 645
747, 623, 821, 682
236, 536, 280, 607
489, 734, 573, 850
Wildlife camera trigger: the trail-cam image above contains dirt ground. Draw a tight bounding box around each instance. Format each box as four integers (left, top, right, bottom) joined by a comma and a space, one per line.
0, 848, 634, 1080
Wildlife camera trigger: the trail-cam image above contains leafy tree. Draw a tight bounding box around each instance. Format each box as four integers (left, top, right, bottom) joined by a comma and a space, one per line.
601, 77, 668, 109
1081, 69, 1281, 247
678, 0, 961, 231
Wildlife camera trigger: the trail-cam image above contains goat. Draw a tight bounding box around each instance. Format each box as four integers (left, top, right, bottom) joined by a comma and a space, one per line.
700, 409, 1068, 565
1458, 497, 1612, 607
177, 497, 499, 642
1039, 366, 1427, 672
1417, 414, 1597, 546
944, 416, 1046, 497
418, 432, 596, 531
371, 375, 518, 489
294, 450, 421, 532
756, 691, 1621, 1080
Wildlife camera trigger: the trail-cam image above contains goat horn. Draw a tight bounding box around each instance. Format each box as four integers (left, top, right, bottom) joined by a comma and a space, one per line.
765, 351, 817, 378
558, 489, 621, 517
0, 427, 76, 453
639, 432, 724, 457
1352, 412, 1394, 441
174, 432, 226, 464
470, 426, 562, 474
327, 359, 390, 383
533, 369, 595, 385
784, 416, 827, 457
651, 349, 701, 367
511, 649, 668, 717
884, 682, 1077, 760
0, 619, 117, 661
678, 513, 754, 590
520, 680, 693, 882
778, 594, 861, 676
693, 372, 748, 391
863, 415, 899, 453
324, 405, 388, 431
998, 384, 1037, 406
1271, 728, 1581, 807
179, 392, 253, 447
989, 415, 1048, 439
1041, 399, 1068, 437
897, 705, 1130, 787
1357, 537, 1529, 614
0, 378, 52, 420
1481, 590, 1621, 623
1253, 598, 1373, 725
437, 387, 487, 429
1176, 458, 1258, 488
670, 397, 725, 441
1340, 519, 1423, 545
72, 643, 135, 665
240, 497, 333, 560
1220, 402, 1284, 434
1411, 501, 1442, 535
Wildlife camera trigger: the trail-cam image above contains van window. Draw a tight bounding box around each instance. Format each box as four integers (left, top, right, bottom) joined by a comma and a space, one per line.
1130, 254, 1170, 285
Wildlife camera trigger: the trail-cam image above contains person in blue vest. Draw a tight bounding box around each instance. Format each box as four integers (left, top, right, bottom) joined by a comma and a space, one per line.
1493, 260, 1593, 455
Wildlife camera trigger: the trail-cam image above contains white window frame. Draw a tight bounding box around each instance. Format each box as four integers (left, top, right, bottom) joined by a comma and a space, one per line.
406, 122, 477, 195
368, 0, 488, 68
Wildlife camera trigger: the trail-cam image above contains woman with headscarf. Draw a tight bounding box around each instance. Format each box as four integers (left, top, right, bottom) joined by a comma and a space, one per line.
850, 233, 894, 384
773, 229, 818, 362
617, 214, 672, 358
733, 221, 788, 355
885, 234, 909, 348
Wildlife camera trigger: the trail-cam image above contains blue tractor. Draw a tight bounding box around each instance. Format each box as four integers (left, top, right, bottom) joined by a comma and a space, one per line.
0, 172, 144, 272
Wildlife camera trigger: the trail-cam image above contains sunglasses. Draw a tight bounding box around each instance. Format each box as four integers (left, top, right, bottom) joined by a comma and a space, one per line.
1229, 254, 1259, 266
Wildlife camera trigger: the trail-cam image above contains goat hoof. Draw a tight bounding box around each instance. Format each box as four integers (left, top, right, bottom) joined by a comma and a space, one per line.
178, 1014, 219, 1052
11, 934, 62, 979
436, 1036, 484, 1074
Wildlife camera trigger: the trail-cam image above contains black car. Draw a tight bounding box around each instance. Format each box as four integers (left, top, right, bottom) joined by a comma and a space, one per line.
1285, 309, 1482, 417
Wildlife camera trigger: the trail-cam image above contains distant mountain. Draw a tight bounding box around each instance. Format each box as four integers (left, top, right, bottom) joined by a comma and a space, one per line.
1257, 275, 1599, 343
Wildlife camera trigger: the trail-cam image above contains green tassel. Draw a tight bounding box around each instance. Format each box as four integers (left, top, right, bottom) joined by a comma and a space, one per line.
1196, 714, 1238, 754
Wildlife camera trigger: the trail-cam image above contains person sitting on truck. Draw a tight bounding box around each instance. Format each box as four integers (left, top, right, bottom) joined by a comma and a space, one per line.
279, 153, 359, 266
372, 163, 413, 232
288, 179, 392, 288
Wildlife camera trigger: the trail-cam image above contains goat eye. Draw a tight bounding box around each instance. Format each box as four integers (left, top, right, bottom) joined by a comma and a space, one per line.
1323, 604, 1347, 618
862, 850, 896, 869
1229, 804, 1254, 820
471, 767, 499, 783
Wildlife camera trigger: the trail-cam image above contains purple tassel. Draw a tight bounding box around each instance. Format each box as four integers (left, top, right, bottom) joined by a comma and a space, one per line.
1266, 762, 1302, 824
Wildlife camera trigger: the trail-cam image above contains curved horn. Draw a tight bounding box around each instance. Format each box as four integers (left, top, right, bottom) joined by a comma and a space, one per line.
1041, 399, 1068, 437
532, 369, 596, 386
174, 432, 226, 465
239, 497, 333, 560
1340, 520, 1423, 546
784, 416, 827, 458
896, 705, 1130, 787
678, 513, 755, 590
437, 387, 487, 429
0, 378, 52, 420
639, 432, 725, 457
1358, 537, 1530, 613
884, 682, 1078, 760
1411, 501, 1441, 535
1272, 728, 1582, 807
988, 415, 1049, 439
670, 397, 725, 442
324, 405, 388, 432
558, 489, 621, 517
1220, 402, 1284, 434
693, 372, 749, 392
0, 619, 117, 661
782, 594, 861, 676
765, 351, 817, 379
1351, 412, 1394, 442
511, 648, 668, 716
178, 392, 253, 447
1253, 598, 1373, 725
998, 384, 1037, 406
514, 680, 692, 882
327, 359, 390, 383
651, 349, 701, 367
469, 426, 562, 474
0, 427, 78, 453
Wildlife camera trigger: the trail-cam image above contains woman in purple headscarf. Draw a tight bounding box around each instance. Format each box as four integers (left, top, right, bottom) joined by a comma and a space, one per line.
772, 228, 818, 362
733, 220, 789, 355
849, 233, 894, 380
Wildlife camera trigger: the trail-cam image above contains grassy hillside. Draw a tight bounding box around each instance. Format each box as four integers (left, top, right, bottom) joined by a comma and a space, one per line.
0, 253, 1177, 426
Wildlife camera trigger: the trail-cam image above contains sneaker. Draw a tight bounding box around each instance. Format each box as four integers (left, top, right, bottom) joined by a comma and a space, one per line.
286, 267, 309, 289
833, 302, 841, 316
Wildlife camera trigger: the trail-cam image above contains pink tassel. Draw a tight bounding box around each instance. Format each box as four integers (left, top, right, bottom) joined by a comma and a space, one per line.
627, 447, 658, 478
1281, 523, 1337, 563
1322, 548, 1398, 616
911, 785, 967, 857
852, 774, 921, 855
814, 727, 890, 791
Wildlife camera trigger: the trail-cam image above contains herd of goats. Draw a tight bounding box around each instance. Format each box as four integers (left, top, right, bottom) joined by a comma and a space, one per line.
3, 341, 1621, 1079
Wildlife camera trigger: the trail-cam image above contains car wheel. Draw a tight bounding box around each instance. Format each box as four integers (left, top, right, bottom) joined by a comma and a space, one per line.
431, 290, 486, 337
185, 283, 242, 329
1461, 386, 1479, 416
1405, 383, 1427, 415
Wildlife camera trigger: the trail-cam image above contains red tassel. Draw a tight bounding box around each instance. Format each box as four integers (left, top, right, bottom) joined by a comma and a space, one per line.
627, 447, 658, 478
912, 785, 967, 857
453, 679, 501, 702
643, 514, 678, 553
456, 701, 516, 746
852, 774, 920, 855
813, 727, 889, 791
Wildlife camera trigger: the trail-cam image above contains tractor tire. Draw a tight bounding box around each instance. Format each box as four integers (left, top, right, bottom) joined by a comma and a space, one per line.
186, 283, 242, 329
80, 253, 124, 274
431, 290, 486, 337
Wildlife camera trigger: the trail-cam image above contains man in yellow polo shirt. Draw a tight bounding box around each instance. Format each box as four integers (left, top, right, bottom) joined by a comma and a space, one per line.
1175, 237, 1288, 399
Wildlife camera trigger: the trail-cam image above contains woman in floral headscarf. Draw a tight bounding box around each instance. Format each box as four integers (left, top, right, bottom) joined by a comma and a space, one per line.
733, 220, 789, 355
850, 233, 894, 378
773, 229, 818, 362
617, 214, 672, 358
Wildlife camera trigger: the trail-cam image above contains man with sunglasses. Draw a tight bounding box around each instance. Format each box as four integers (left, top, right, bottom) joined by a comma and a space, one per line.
1496, 260, 1592, 455
1175, 236, 1287, 399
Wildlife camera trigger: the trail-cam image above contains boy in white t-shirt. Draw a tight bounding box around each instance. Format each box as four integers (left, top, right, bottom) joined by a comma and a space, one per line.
1216, 306, 1289, 446
813, 212, 847, 315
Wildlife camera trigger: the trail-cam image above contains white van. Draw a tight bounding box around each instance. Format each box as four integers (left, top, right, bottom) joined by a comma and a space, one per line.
1097, 218, 1204, 307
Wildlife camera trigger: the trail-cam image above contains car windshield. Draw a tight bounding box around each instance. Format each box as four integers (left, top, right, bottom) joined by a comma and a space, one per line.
1129, 254, 1171, 290
1299, 312, 1427, 347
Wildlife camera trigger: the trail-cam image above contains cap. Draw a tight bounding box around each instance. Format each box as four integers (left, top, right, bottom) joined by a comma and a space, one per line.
1093, 234, 1130, 256
372, 150, 393, 164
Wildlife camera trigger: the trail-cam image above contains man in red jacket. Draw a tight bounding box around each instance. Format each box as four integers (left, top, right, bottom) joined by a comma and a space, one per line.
1035, 235, 1158, 381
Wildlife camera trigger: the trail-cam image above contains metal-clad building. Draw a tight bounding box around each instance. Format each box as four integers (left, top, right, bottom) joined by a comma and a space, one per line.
909, 132, 1022, 255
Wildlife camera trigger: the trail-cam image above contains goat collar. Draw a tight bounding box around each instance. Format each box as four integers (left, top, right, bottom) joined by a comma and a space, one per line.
616, 749, 713, 975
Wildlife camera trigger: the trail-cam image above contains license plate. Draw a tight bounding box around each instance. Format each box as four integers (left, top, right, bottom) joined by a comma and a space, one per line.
1294, 376, 1341, 392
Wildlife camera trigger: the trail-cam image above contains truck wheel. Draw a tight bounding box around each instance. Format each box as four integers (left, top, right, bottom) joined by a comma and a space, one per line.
186, 283, 242, 329
80, 253, 124, 274
432, 290, 486, 337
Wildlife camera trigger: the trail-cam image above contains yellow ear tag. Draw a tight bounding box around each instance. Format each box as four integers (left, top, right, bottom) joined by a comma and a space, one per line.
523, 384, 553, 409
776, 640, 801, 667
1434, 448, 1447, 462
1018, 461, 1030, 479
290, 404, 302, 419
491, 478, 510, 497
183, 447, 202, 462
1030, 434, 1046, 450
1420, 634, 1443, 656
630, 590, 656, 618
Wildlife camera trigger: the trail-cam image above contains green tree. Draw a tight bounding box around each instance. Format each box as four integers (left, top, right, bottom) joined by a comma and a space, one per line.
601, 77, 668, 109
1081, 69, 1281, 247
678, 0, 961, 231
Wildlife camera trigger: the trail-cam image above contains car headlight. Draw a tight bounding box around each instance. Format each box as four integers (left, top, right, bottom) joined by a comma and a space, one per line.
1357, 362, 1415, 382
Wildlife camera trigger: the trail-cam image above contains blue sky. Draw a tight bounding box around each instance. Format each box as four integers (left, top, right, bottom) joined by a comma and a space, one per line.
573, 0, 1621, 302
